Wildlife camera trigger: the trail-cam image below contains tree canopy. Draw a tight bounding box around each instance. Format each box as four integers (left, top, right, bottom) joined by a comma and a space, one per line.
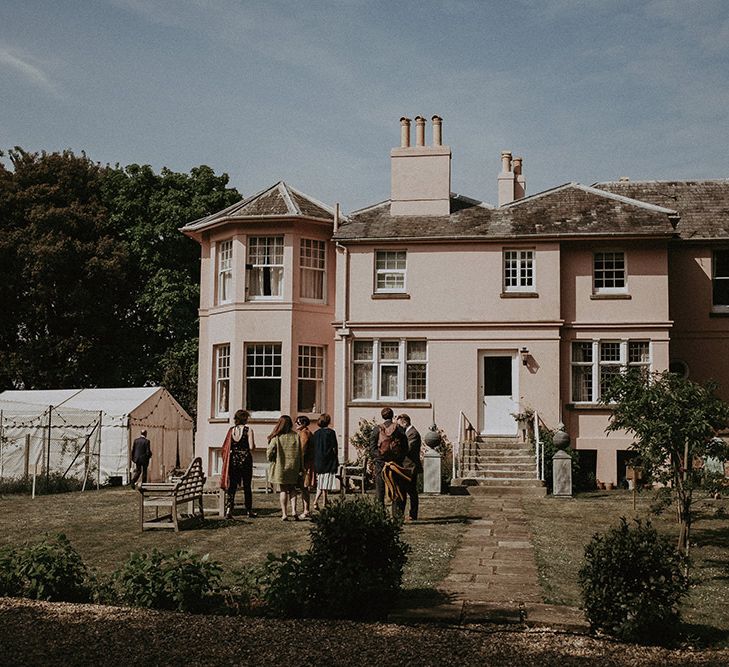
0, 148, 241, 418
601, 369, 729, 556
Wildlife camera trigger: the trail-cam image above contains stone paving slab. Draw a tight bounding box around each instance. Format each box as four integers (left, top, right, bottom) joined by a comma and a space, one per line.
390, 495, 588, 632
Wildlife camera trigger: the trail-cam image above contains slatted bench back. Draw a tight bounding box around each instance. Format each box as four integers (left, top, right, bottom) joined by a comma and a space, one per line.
175, 457, 205, 503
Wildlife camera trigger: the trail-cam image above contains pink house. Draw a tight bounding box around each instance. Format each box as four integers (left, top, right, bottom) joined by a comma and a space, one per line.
182, 117, 729, 488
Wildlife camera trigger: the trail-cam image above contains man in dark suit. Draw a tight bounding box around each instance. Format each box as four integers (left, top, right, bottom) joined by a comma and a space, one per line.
398, 414, 422, 521
368, 407, 408, 512
130, 429, 152, 488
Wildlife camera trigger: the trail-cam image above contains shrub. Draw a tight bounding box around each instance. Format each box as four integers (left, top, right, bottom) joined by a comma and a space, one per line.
259, 497, 410, 620
111, 549, 223, 613
0, 534, 91, 602
579, 517, 687, 644
0, 472, 86, 495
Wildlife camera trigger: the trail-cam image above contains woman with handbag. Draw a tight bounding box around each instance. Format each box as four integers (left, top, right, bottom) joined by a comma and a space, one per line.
267, 415, 303, 521
219, 409, 257, 519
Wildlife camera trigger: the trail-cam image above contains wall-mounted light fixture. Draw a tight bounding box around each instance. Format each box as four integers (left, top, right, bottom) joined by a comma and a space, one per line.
520, 347, 530, 366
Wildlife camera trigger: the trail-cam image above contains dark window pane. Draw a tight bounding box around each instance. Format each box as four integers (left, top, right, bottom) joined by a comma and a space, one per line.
713, 279, 729, 306
246, 379, 281, 411
484, 357, 512, 396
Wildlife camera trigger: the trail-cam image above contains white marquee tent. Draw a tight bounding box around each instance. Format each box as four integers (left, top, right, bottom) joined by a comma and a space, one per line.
0, 387, 194, 484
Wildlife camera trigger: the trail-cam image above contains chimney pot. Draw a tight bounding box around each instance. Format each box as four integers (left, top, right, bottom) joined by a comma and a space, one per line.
415, 116, 426, 147
514, 156, 526, 200
399, 117, 411, 148
512, 156, 522, 175
432, 115, 443, 146
501, 150, 512, 174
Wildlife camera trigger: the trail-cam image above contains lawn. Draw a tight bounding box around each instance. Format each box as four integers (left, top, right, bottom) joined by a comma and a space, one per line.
523, 489, 729, 643
0, 487, 474, 591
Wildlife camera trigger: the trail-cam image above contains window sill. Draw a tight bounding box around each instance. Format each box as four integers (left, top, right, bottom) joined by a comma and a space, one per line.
590, 293, 631, 300
565, 403, 616, 411
709, 310, 729, 317
500, 291, 539, 299
347, 401, 431, 408
371, 293, 411, 300
208, 418, 229, 424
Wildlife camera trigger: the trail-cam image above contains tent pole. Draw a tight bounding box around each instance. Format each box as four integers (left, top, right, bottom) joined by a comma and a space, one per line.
46, 405, 52, 488
97, 411, 102, 490
0, 409, 4, 479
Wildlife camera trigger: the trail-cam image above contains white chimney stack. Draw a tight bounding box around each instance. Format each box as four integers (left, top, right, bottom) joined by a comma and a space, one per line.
498, 150, 515, 206
390, 115, 451, 216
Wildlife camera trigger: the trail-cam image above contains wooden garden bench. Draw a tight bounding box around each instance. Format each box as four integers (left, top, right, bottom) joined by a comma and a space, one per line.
139, 457, 206, 531
337, 463, 366, 495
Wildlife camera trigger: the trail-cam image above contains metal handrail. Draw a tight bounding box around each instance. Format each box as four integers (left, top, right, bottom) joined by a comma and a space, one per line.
457, 411, 478, 479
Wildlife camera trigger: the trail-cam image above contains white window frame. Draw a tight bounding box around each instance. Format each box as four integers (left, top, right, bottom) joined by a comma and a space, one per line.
210, 448, 224, 475
244, 342, 282, 417
712, 249, 729, 313
351, 339, 428, 402
213, 344, 230, 418
571, 339, 652, 404
593, 250, 627, 294
503, 248, 535, 292
297, 345, 325, 412
374, 250, 407, 293
216, 239, 233, 304
299, 239, 326, 302
246, 236, 284, 301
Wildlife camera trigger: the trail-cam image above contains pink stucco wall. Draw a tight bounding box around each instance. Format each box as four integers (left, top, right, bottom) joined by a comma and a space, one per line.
194, 220, 335, 473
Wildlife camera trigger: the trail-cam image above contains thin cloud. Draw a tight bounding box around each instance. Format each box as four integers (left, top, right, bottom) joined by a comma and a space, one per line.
0, 44, 58, 95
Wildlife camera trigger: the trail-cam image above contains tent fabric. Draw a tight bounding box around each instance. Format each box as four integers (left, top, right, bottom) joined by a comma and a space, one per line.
0, 398, 101, 482
0, 388, 193, 483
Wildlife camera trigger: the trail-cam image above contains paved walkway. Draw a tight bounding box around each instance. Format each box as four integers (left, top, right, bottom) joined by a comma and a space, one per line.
391, 494, 588, 631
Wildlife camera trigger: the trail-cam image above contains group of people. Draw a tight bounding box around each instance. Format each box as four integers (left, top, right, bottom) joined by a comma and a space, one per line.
133, 406, 424, 522
220, 410, 339, 521
218, 406, 422, 521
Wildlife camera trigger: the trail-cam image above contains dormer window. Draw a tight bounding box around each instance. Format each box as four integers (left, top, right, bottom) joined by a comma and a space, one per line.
247, 236, 284, 300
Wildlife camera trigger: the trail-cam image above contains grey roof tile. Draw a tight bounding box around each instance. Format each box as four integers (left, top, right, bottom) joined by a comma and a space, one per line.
594, 180, 729, 240
181, 181, 334, 233
334, 183, 676, 242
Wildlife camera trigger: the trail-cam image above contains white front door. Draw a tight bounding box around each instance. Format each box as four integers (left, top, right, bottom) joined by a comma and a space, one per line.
481, 353, 518, 436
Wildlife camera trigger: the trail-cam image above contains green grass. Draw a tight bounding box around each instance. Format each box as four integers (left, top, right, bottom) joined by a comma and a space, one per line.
0, 487, 473, 591
523, 489, 729, 644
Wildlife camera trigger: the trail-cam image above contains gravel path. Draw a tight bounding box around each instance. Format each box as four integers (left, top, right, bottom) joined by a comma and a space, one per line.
1, 598, 727, 666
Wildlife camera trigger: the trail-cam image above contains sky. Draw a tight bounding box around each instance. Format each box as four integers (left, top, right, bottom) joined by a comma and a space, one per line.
1, 0, 728, 213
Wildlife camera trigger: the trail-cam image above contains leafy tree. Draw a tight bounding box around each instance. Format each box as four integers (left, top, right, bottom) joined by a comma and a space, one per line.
100, 164, 240, 416
0, 149, 240, 419
0, 148, 134, 389
601, 370, 729, 559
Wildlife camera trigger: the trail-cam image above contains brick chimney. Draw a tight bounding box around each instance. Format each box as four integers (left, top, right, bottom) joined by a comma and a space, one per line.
390, 115, 451, 216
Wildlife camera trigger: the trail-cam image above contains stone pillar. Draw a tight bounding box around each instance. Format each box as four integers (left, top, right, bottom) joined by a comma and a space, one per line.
552, 450, 573, 497
422, 447, 442, 494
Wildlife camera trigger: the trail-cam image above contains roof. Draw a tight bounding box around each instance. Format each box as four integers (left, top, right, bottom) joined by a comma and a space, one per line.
594, 180, 729, 240
181, 181, 335, 234
334, 183, 678, 242
0, 387, 166, 418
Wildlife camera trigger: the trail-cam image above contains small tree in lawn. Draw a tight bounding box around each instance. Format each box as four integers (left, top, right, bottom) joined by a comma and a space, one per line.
601, 369, 729, 561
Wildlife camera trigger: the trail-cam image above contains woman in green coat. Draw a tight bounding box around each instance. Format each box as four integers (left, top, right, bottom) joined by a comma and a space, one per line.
267, 415, 303, 521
